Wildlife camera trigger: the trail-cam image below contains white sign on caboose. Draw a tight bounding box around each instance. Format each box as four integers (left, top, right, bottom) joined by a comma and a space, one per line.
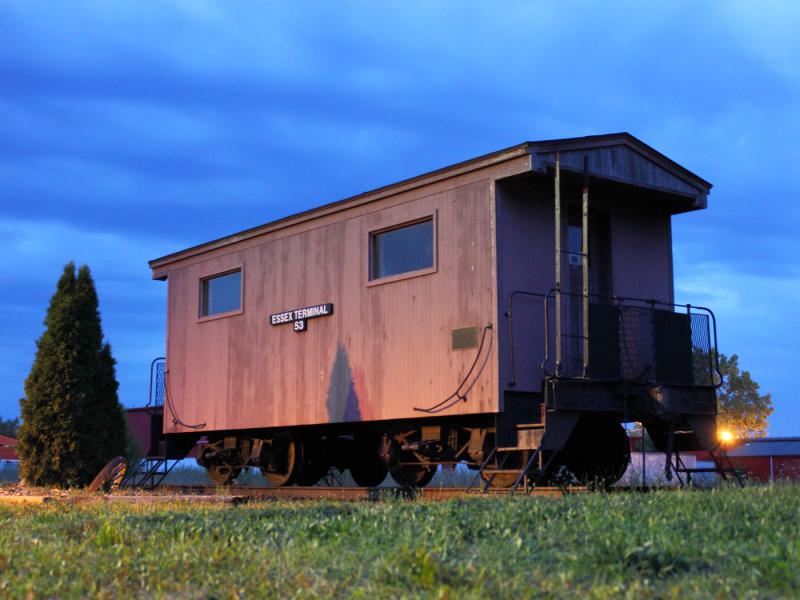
270, 303, 334, 332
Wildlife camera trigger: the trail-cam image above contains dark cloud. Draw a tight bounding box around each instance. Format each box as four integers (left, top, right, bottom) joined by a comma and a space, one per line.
1, 1, 798, 433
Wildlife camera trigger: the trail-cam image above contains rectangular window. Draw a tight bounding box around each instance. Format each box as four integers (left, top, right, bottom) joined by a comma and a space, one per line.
370, 218, 434, 281
200, 269, 242, 317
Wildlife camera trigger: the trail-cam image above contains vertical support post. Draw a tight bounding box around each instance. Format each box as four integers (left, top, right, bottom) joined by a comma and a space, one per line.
641, 429, 647, 489
649, 299, 658, 381
554, 151, 562, 376
582, 155, 590, 378
664, 420, 675, 482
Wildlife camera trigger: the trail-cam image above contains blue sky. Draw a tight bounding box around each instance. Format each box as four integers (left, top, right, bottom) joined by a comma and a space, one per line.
1, 1, 798, 435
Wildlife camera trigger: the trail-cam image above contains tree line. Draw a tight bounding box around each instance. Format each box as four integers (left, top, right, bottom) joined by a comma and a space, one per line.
0, 416, 19, 438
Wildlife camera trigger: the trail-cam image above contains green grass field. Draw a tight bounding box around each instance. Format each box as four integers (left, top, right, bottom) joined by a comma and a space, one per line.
1, 485, 798, 598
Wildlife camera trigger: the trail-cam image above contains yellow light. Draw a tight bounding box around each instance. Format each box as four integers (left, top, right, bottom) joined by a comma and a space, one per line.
719, 429, 734, 443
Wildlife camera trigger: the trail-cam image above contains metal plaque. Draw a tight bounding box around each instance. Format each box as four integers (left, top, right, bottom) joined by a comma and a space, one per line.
451, 326, 479, 350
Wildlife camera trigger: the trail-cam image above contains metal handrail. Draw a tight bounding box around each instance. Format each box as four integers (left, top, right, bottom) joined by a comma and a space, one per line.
147, 357, 166, 408
506, 287, 722, 388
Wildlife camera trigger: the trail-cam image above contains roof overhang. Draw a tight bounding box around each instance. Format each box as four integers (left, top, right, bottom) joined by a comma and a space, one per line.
525, 133, 712, 212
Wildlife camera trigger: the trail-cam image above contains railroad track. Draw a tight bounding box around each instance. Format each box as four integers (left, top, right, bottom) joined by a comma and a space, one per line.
0, 483, 588, 507
150, 484, 583, 501
1, 485, 666, 507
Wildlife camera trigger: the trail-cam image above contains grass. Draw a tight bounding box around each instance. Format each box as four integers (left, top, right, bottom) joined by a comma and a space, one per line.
0, 486, 798, 598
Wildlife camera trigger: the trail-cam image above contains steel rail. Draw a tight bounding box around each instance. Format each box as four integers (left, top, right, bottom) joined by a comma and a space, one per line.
146, 484, 581, 501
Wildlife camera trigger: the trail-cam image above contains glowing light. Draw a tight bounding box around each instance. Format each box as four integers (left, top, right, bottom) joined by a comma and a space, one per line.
719, 429, 734, 443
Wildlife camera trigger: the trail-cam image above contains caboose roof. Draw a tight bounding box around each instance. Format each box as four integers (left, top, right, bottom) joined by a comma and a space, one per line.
150, 132, 712, 275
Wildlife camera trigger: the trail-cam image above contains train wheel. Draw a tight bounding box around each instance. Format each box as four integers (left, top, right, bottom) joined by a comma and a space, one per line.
262, 431, 301, 487
349, 434, 387, 487
350, 460, 388, 487
558, 416, 630, 488
390, 464, 436, 488
206, 465, 241, 486
88, 456, 129, 493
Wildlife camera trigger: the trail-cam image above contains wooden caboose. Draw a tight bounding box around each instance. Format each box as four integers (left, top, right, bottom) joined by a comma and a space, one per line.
148, 133, 720, 488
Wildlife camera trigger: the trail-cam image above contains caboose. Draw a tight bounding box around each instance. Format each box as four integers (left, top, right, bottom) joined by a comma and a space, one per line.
146, 133, 720, 488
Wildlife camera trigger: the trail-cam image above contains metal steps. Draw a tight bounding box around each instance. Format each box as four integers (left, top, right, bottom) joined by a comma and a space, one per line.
676, 467, 733, 474
670, 449, 746, 488
122, 456, 181, 490
466, 446, 560, 495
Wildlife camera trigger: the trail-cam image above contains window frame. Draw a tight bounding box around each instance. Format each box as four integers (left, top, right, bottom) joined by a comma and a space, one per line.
197, 265, 244, 322
367, 212, 438, 287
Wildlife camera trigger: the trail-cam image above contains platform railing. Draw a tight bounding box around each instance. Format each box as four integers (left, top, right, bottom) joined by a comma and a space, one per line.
505, 289, 721, 389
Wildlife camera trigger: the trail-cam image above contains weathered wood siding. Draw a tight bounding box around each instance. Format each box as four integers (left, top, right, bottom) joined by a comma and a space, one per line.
529, 138, 709, 210
161, 174, 507, 433
610, 207, 673, 303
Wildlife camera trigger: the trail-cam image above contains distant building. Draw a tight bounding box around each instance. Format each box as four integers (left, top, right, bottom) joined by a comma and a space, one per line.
624, 432, 800, 485
0, 434, 18, 461
723, 437, 800, 482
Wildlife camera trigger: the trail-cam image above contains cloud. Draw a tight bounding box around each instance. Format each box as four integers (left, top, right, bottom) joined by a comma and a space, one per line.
0, 218, 167, 415
675, 259, 800, 434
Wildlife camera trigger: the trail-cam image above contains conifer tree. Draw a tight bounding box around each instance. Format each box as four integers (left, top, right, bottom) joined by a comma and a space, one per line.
17, 262, 127, 487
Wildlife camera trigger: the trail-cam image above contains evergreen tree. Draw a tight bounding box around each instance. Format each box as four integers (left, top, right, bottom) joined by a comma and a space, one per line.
17, 262, 127, 487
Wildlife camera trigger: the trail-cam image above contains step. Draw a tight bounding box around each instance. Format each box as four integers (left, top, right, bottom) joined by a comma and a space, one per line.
483, 469, 526, 475
675, 467, 737, 473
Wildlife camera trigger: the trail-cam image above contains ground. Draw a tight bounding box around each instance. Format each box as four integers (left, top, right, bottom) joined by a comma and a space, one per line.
0, 485, 798, 598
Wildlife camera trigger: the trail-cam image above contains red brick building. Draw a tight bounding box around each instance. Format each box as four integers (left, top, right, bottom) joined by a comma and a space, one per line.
0, 434, 18, 461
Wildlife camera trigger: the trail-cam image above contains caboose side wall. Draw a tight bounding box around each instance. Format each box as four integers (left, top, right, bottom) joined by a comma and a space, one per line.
158, 160, 532, 435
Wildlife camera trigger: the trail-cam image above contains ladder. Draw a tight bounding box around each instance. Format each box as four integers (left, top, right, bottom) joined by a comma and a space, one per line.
466, 445, 562, 495
122, 457, 181, 490
670, 449, 745, 488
